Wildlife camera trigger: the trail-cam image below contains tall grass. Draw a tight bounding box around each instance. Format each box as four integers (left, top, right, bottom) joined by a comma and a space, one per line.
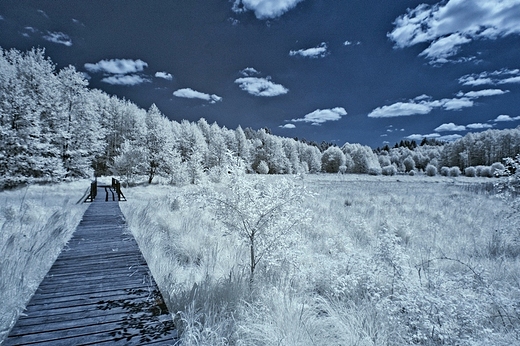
0, 181, 89, 343
121, 174, 520, 345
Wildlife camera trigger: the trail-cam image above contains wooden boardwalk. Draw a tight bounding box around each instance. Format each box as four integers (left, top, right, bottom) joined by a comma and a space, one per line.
5, 188, 177, 345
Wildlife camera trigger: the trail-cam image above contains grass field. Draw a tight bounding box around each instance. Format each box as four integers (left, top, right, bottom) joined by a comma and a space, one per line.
0, 181, 90, 343
121, 173, 520, 345
1, 174, 518, 345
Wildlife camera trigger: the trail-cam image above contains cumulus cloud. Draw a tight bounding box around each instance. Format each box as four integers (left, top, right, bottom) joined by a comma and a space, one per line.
291, 107, 346, 125
232, 0, 304, 19
42, 31, 72, 46
368, 87, 508, 118
173, 88, 222, 103
466, 123, 493, 129
459, 69, 520, 86
368, 102, 432, 118
85, 59, 148, 75
279, 123, 296, 129
240, 67, 260, 76
155, 71, 173, 80
434, 123, 466, 132
101, 75, 150, 86
461, 89, 509, 98
235, 77, 288, 97
344, 40, 361, 46
493, 114, 520, 122
289, 42, 328, 58
389, 0, 520, 63
406, 133, 461, 142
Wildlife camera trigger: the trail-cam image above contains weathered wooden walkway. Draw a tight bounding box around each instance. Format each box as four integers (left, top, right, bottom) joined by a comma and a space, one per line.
5, 188, 176, 345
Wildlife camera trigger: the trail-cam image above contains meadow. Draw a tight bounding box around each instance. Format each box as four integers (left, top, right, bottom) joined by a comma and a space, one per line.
121, 173, 520, 345
0, 181, 89, 343
1, 174, 518, 345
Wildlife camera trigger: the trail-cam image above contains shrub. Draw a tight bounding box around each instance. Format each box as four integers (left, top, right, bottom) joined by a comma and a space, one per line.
480, 166, 493, 178
426, 164, 437, 176
382, 165, 397, 176
464, 166, 476, 177
440, 166, 450, 176
408, 170, 416, 176
491, 162, 506, 177
256, 161, 269, 174
449, 166, 461, 177
403, 156, 416, 172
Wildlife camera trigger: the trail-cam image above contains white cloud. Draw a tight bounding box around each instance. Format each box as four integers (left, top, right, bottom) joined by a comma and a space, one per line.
232, 0, 304, 19
85, 59, 148, 75
291, 107, 346, 125
289, 42, 328, 58
459, 69, 520, 86
0, 15, 4, 20
42, 31, 72, 46
155, 71, 173, 80
368, 86, 509, 118
434, 122, 466, 132
279, 123, 296, 129
493, 114, 520, 122
173, 88, 222, 103
466, 123, 493, 129
234, 77, 288, 97
101, 75, 149, 86
240, 67, 260, 76
406, 133, 441, 141
344, 40, 361, 46
389, 0, 520, 62
441, 98, 474, 110
368, 101, 433, 118
419, 33, 470, 62
462, 89, 509, 98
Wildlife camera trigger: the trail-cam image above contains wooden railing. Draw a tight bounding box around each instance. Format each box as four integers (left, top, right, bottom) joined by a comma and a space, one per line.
112, 178, 126, 201
84, 178, 126, 202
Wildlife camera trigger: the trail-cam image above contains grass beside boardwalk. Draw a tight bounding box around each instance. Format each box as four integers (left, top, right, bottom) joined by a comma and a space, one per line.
122, 174, 520, 345
0, 181, 90, 343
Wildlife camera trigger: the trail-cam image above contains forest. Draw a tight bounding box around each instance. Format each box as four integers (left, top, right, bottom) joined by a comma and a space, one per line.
1, 46, 520, 189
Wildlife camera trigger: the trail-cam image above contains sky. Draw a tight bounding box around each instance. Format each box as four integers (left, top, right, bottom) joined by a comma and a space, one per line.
1, 0, 519, 148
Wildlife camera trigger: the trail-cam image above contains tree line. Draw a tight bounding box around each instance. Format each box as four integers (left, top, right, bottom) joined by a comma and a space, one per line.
1, 47, 519, 188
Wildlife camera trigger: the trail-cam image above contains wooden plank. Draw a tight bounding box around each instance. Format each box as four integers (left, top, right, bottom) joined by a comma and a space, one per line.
5, 187, 176, 345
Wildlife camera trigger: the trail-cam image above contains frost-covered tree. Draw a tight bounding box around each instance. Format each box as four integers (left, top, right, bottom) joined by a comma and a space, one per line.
321, 146, 346, 173
342, 143, 381, 175
209, 172, 309, 284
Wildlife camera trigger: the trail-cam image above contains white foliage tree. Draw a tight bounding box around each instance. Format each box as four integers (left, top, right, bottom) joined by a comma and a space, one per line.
209, 172, 310, 284
321, 146, 346, 173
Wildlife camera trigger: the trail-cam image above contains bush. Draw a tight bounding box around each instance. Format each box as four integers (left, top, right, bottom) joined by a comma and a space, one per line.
426, 164, 437, 176
449, 166, 461, 177
408, 170, 416, 176
440, 166, 450, 176
464, 166, 476, 177
403, 156, 415, 172
491, 162, 506, 177
382, 165, 397, 176
480, 166, 493, 178
256, 161, 269, 174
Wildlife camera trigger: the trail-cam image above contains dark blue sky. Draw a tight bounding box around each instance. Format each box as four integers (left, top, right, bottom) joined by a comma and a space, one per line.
1, 0, 519, 147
